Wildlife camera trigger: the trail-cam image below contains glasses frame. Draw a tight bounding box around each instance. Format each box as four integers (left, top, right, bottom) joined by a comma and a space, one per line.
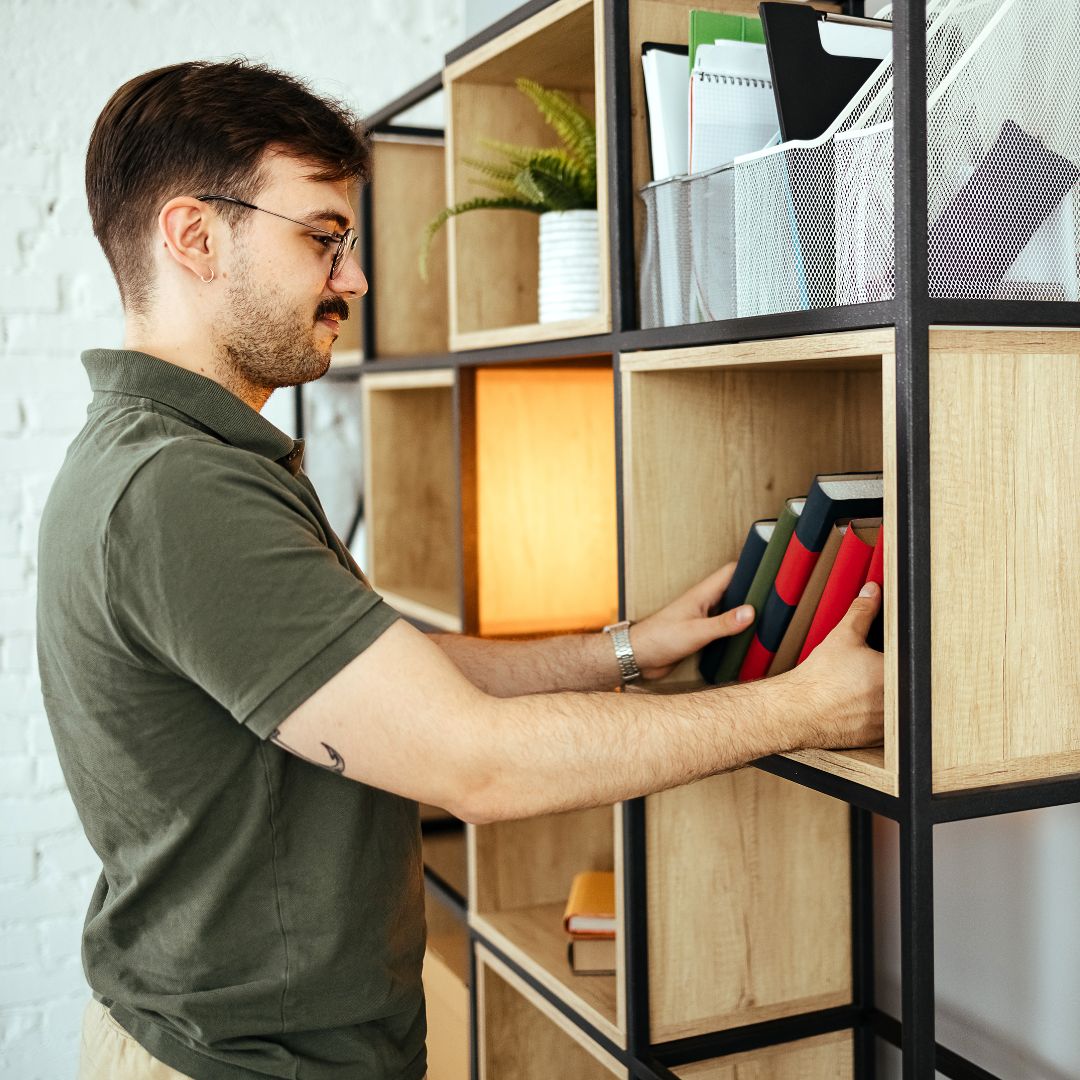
196, 194, 358, 280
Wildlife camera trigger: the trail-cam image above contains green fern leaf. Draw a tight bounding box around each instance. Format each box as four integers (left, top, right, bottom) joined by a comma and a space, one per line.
419, 196, 543, 280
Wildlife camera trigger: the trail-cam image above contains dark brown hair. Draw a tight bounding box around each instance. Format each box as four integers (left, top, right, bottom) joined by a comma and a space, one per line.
86, 59, 372, 312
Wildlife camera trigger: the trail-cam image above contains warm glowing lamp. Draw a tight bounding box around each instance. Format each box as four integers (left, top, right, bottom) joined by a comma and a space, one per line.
474, 366, 619, 637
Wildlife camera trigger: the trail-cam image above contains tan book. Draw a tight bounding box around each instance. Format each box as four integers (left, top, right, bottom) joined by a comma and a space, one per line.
768, 521, 846, 676
567, 936, 616, 976
562, 871, 616, 936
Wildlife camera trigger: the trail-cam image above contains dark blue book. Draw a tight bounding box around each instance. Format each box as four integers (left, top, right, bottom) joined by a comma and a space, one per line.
699, 519, 775, 685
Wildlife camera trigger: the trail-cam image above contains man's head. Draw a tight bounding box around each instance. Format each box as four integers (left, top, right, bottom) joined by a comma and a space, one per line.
86, 60, 371, 392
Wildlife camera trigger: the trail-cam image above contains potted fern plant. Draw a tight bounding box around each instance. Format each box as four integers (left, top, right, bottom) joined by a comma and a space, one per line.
421, 78, 598, 324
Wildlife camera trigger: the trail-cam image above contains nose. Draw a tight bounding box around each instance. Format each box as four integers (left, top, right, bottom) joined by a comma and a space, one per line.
331, 257, 368, 299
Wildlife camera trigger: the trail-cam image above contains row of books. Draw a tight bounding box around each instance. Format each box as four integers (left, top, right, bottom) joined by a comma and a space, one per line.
700, 471, 884, 685
562, 871, 616, 977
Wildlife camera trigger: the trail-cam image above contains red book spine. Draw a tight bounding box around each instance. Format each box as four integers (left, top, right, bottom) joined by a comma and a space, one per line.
865, 527, 884, 589
797, 527, 877, 664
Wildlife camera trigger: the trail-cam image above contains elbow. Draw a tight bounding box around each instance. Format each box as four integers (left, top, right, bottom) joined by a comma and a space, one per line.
446, 768, 503, 825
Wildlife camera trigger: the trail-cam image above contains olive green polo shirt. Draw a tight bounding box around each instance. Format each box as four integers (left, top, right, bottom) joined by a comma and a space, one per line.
36, 350, 426, 1080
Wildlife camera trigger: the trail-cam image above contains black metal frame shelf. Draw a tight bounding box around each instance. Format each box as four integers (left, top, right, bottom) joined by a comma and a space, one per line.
343, 3, 1080, 1080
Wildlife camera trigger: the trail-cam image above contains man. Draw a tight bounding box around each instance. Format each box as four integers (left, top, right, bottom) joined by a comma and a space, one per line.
37, 60, 883, 1080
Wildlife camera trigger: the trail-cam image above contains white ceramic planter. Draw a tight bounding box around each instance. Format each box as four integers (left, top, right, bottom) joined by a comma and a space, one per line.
538, 209, 600, 323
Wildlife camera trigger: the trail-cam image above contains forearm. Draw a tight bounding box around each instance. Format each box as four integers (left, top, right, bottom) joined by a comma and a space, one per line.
462, 670, 818, 823
429, 631, 621, 696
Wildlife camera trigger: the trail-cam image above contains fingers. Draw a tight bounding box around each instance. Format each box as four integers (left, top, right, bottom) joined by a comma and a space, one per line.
839, 581, 881, 642
693, 562, 738, 613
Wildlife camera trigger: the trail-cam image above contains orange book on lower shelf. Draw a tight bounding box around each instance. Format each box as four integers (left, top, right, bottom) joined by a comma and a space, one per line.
562, 871, 615, 937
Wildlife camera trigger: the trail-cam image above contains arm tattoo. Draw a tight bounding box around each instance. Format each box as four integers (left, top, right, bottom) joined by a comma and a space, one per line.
269, 728, 346, 774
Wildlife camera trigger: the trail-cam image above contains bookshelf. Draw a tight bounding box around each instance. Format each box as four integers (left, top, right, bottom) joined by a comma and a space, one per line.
345, 2, 1080, 1079
444, 0, 611, 350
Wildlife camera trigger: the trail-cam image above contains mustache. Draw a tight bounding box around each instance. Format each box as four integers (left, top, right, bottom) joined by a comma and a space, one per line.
314, 298, 350, 322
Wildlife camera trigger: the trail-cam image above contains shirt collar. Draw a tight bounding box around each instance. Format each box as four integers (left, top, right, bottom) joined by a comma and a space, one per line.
82, 349, 305, 474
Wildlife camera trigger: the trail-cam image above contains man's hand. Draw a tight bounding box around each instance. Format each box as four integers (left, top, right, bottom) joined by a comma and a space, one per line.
631, 563, 755, 680
784, 581, 885, 751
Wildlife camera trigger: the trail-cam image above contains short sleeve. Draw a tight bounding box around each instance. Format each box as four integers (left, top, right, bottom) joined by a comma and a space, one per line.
105, 438, 399, 738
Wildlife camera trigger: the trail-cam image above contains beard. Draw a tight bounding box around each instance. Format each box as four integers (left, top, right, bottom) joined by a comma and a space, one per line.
213, 255, 348, 394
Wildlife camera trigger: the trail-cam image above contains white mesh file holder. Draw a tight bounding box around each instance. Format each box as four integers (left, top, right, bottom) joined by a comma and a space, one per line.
734, 0, 1080, 317
639, 176, 694, 328
688, 164, 736, 323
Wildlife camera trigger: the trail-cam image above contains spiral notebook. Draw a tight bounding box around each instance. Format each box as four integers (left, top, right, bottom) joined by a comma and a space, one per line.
688, 40, 779, 174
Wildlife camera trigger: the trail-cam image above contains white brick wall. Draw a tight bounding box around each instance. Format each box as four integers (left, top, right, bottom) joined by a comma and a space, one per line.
0, 3, 462, 1076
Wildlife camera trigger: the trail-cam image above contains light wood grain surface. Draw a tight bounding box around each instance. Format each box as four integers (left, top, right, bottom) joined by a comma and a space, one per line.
423, 948, 470, 1080
929, 328, 1080, 790
369, 138, 449, 357
647, 770, 851, 1042
476, 945, 623, 1078
672, 1030, 853, 1079
362, 378, 461, 626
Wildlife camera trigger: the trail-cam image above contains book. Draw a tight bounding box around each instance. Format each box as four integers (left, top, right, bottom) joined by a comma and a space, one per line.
688, 9, 764, 71
568, 936, 616, 976
929, 119, 1080, 300
740, 473, 883, 681
689, 40, 778, 173
642, 43, 690, 181
767, 519, 846, 677
758, 2, 891, 143
699, 519, 775, 685
563, 871, 615, 936
798, 518, 881, 664
864, 525, 884, 653
711, 497, 805, 684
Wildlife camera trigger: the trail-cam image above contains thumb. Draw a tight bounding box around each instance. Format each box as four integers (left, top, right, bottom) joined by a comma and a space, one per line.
707, 603, 755, 639
840, 581, 881, 642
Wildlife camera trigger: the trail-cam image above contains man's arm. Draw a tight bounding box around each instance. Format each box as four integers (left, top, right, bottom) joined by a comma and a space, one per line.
270, 583, 884, 824
429, 565, 755, 696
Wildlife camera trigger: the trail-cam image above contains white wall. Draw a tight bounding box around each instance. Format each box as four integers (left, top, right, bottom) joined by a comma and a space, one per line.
0, 3, 464, 1077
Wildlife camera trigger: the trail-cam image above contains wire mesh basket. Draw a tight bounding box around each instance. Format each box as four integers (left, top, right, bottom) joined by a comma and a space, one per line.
639, 176, 693, 328
734, 0, 1080, 317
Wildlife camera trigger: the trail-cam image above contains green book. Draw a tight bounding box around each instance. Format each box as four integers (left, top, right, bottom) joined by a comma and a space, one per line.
688, 10, 765, 71
713, 496, 805, 682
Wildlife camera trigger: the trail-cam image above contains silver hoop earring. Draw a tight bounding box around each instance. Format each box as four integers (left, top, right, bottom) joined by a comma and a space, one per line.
200, 268, 215, 284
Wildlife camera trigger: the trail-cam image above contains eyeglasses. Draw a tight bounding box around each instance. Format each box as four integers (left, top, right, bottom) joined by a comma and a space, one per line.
197, 194, 358, 280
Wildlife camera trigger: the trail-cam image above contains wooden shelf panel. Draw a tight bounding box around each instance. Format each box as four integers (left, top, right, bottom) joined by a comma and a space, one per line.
445, 0, 611, 349
471, 904, 619, 1045
423, 944, 470, 1080
476, 945, 623, 1079
362, 371, 462, 630
646, 770, 851, 1042
468, 803, 622, 1046
672, 1030, 853, 1079
361, 134, 449, 359
927, 328, 1080, 791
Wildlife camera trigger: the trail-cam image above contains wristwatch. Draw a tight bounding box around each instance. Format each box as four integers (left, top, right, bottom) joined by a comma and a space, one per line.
603, 620, 641, 683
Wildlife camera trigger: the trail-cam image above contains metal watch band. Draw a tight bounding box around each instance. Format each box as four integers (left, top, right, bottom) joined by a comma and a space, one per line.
603, 619, 641, 683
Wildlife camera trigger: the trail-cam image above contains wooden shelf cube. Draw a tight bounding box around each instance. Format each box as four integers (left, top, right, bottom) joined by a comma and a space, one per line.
476, 944, 623, 1080
444, 0, 611, 351
465, 363, 619, 637
344, 133, 449, 364
468, 805, 623, 1047
622, 326, 1080, 796
361, 370, 463, 631
671, 1031, 853, 1079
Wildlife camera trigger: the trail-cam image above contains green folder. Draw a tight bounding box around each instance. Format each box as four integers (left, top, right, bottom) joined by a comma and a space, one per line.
713, 496, 805, 682
689, 10, 766, 72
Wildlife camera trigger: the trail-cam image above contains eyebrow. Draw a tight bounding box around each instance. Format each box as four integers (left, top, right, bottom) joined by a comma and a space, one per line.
301, 208, 352, 231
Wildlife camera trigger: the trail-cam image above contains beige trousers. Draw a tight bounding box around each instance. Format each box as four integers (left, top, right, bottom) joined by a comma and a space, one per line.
78, 998, 193, 1079
79, 998, 430, 1079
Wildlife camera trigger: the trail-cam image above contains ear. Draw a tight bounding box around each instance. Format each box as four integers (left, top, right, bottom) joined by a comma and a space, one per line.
158, 197, 217, 282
